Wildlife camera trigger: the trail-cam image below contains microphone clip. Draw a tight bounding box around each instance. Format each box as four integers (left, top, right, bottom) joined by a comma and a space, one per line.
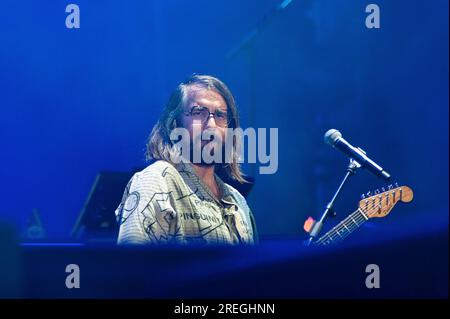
347, 157, 363, 174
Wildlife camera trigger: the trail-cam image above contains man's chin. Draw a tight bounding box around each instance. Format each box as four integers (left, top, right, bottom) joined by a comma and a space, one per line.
201, 139, 222, 146
189, 141, 226, 166
193, 161, 216, 167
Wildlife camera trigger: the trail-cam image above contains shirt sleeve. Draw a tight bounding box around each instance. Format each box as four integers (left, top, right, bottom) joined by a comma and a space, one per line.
115, 171, 178, 245
248, 209, 259, 244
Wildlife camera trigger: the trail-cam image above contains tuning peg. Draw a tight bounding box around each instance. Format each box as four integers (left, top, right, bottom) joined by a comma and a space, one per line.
374, 189, 380, 194
382, 187, 386, 192
394, 182, 399, 188
361, 194, 366, 199
366, 191, 372, 197
387, 184, 393, 190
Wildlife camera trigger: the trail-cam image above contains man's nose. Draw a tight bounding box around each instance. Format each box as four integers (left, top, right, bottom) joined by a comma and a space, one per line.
205, 113, 218, 128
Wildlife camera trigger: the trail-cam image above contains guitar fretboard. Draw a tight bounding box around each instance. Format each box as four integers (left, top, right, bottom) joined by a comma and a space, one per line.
315, 208, 369, 245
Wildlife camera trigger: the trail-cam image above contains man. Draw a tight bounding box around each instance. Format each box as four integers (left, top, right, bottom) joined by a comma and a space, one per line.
115, 74, 258, 245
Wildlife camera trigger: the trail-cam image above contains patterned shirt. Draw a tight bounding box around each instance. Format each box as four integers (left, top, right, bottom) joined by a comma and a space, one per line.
115, 160, 258, 245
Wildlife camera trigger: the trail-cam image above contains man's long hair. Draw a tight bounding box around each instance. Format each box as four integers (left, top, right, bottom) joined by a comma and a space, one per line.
146, 74, 247, 183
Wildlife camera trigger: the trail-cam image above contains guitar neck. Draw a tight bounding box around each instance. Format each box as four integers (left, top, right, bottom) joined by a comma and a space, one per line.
315, 208, 369, 245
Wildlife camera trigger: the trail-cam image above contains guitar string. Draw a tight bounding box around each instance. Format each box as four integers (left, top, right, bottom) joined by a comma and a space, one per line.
317, 206, 383, 244
315, 209, 365, 244
320, 209, 371, 243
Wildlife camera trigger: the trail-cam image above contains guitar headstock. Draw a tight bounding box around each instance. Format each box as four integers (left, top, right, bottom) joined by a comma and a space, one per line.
359, 184, 413, 218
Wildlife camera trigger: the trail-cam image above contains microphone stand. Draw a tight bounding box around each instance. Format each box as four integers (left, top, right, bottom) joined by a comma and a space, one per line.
307, 158, 362, 246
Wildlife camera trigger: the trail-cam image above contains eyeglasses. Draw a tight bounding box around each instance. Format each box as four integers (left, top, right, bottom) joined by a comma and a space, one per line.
183, 105, 230, 127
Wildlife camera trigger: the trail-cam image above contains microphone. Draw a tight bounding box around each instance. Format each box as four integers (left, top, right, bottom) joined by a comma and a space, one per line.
324, 129, 391, 181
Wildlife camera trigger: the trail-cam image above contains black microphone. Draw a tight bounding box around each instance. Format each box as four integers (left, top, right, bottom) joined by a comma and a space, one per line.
324, 129, 391, 181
